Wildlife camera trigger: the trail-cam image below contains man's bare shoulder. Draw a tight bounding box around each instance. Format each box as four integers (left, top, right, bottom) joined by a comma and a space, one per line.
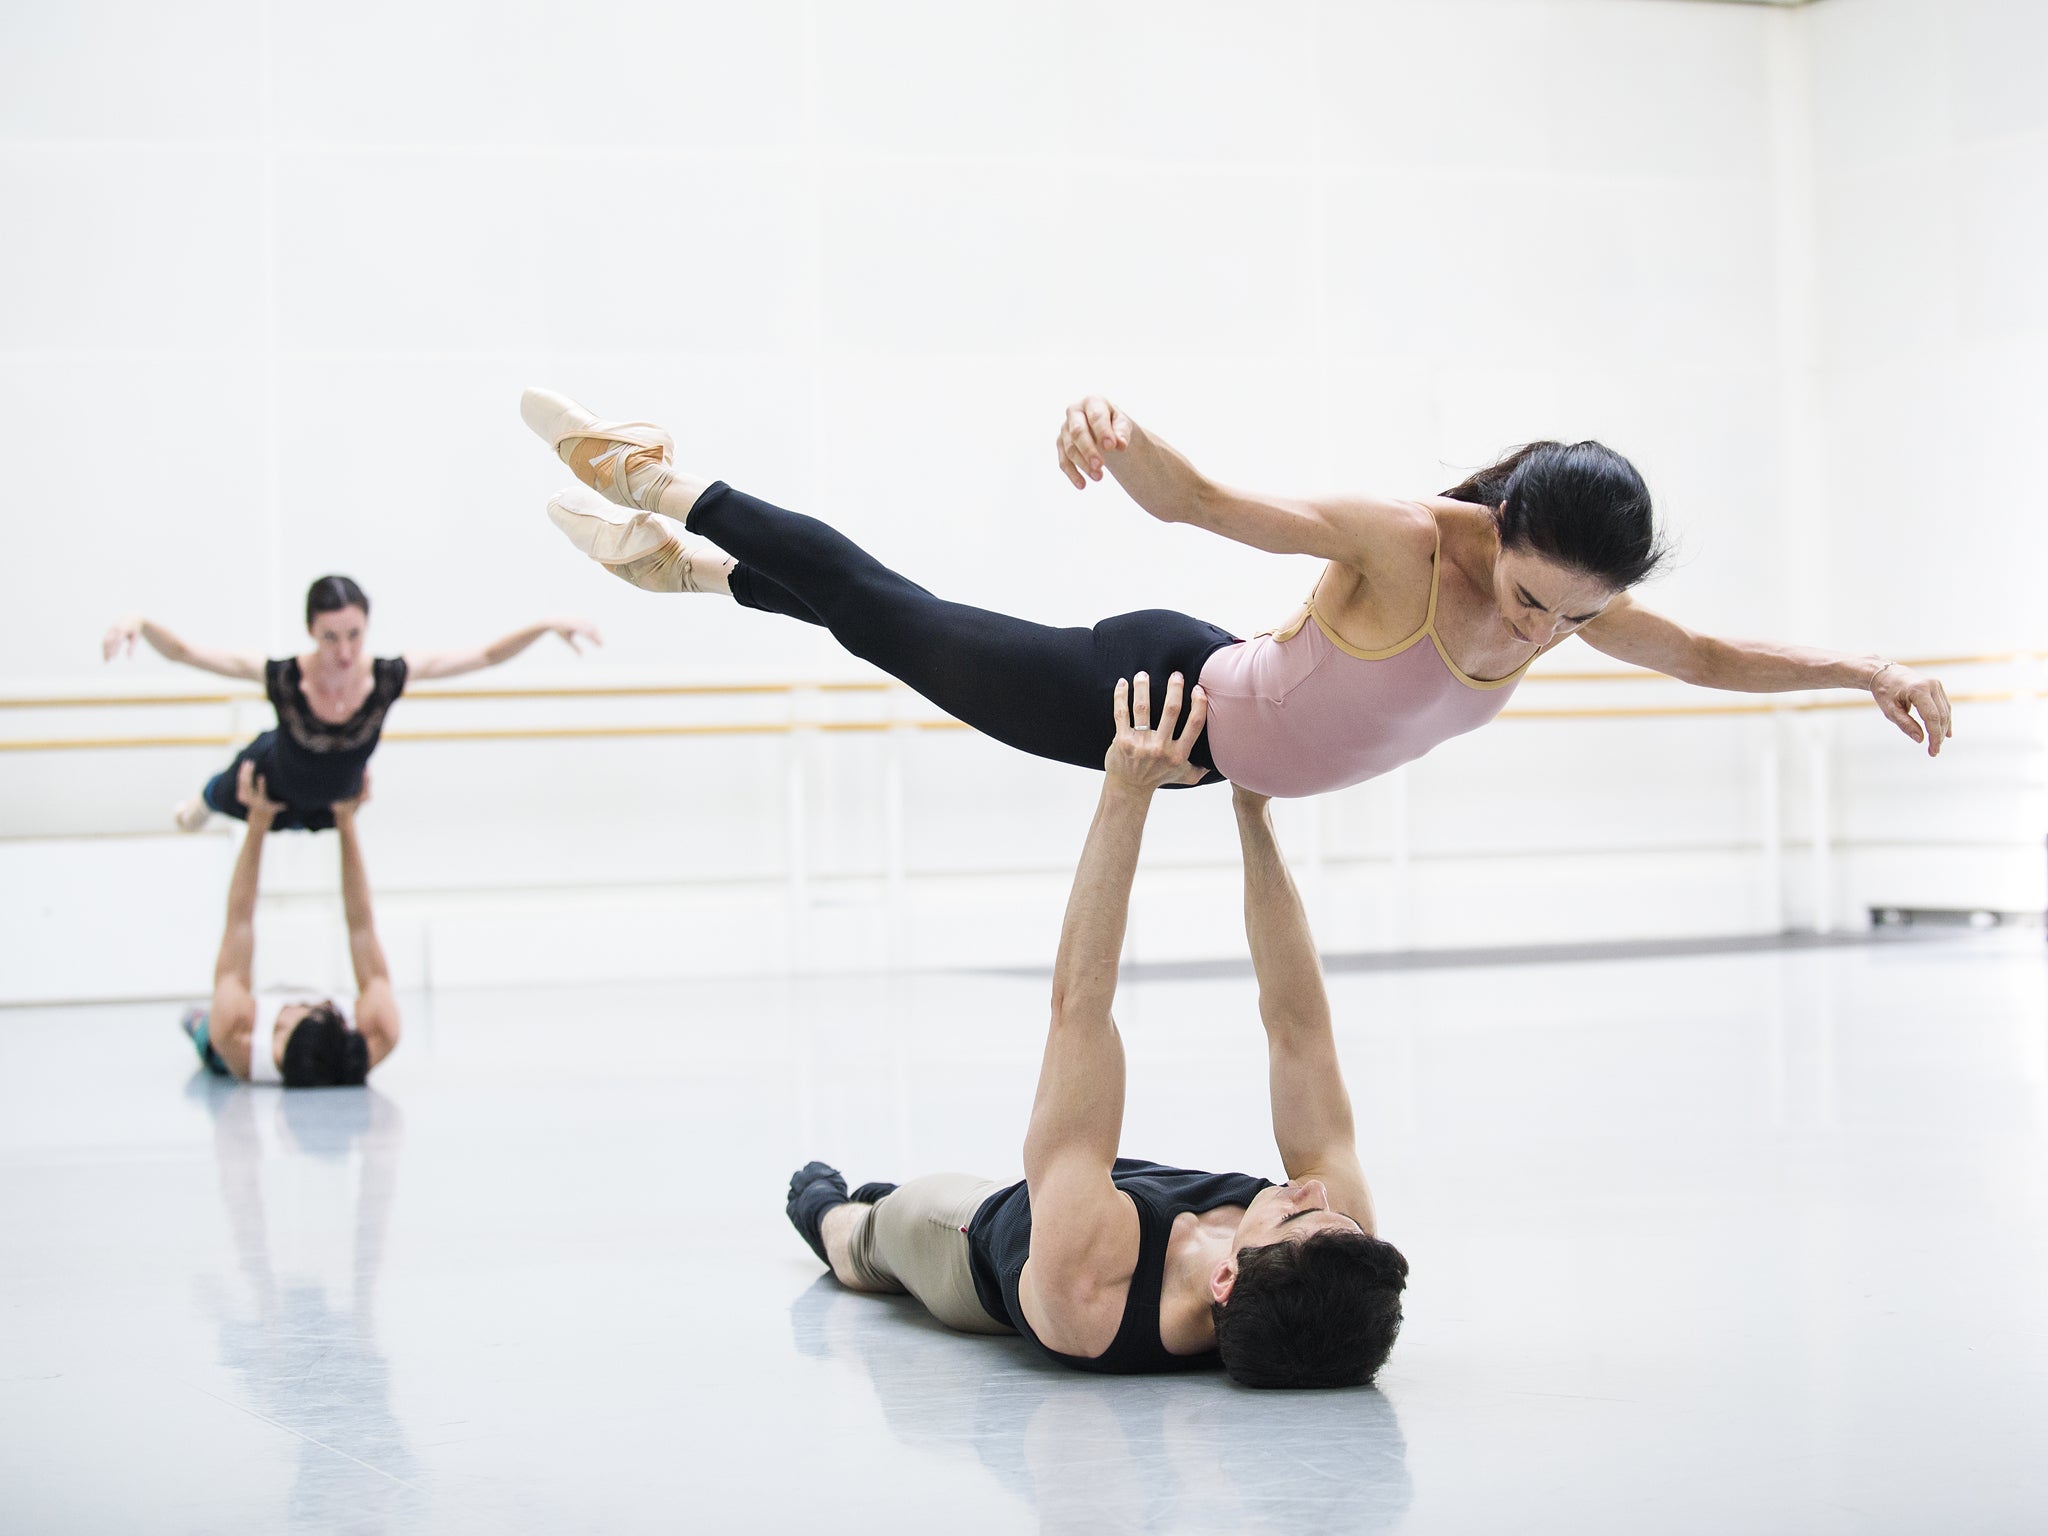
1016, 1187, 1142, 1357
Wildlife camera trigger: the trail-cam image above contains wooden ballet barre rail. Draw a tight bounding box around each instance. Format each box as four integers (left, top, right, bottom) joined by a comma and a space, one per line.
0, 679, 900, 709
1, 733, 246, 752
1498, 690, 2021, 720
404, 680, 897, 701
0, 692, 248, 710
1528, 648, 2048, 684
0, 689, 2027, 753
0, 720, 967, 752
1, 649, 2037, 714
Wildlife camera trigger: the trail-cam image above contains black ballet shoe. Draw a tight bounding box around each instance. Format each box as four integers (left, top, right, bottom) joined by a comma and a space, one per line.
786, 1160, 851, 1267
849, 1181, 898, 1205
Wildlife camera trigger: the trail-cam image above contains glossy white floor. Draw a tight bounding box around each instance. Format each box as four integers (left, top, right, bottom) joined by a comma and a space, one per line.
3, 930, 2044, 1535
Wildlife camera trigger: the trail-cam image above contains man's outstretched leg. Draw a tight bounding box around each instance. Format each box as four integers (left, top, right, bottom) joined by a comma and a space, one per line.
787, 1161, 898, 1278
785, 1164, 1013, 1336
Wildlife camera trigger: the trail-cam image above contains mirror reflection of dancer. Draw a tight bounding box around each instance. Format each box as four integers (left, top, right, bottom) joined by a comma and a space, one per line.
524, 389, 1952, 802
192, 1079, 421, 1525
789, 1272, 1413, 1535
104, 575, 600, 832
787, 674, 1407, 1388
180, 765, 398, 1088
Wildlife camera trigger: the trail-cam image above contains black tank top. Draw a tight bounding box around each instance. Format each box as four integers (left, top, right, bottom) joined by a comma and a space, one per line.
966, 1158, 1272, 1374
261, 657, 408, 806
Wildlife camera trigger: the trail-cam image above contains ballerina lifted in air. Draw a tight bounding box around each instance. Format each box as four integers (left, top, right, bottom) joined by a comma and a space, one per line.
106, 576, 600, 831
520, 388, 1951, 799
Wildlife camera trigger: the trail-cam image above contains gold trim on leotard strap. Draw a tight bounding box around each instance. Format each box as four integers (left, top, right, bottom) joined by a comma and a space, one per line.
1291, 519, 1437, 659
1427, 631, 1536, 691
1295, 515, 1535, 688
1266, 602, 1315, 644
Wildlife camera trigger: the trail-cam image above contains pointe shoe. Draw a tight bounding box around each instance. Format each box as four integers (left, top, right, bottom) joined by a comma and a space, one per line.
521, 386, 676, 512
173, 797, 212, 833
547, 485, 709, 594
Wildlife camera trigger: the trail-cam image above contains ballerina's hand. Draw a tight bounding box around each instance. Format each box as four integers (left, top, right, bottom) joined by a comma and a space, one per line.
1057, 395, 1135, 489
547, 618, 603, 655
236, 761, 285, 823
102, 615, 142, 661
1105, 671, 1210, 789
1873, 664, 1953, 758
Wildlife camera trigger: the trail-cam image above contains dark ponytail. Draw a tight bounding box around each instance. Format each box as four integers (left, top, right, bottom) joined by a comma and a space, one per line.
1443, 441, 1667, 590
305, 575, 370, 629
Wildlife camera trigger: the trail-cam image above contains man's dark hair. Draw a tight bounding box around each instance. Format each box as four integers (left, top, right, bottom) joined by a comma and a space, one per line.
280, 1004, 370, 1088
1212, 1231, 1409, 1389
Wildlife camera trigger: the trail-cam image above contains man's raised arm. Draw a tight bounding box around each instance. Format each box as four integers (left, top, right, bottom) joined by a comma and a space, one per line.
1016, 672, 1210, 1353
1233, 785, 1378, 1234
332, 788, 401, 1068
207, 763, 277, 1078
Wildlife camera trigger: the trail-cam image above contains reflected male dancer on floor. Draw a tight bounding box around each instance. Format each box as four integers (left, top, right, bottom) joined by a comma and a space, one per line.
787, 673, 1408, 1387
788, 1268, 1414, 1531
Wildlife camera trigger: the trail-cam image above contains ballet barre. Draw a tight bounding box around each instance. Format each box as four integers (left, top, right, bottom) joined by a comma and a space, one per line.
3, 651, 2040, 951
0, 691, 2037, 754
0, 649, 2038, 752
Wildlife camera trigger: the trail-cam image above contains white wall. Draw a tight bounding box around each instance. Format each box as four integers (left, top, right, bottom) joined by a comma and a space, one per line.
1800, 0, 2048, 925
0, 0, 2037, 1004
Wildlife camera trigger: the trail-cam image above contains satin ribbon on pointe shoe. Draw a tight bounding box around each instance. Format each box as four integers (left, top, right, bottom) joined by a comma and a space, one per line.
521, 387, 677, 513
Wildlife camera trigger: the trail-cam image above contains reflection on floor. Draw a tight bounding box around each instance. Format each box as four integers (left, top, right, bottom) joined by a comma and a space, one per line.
0, 931, 2043, 1534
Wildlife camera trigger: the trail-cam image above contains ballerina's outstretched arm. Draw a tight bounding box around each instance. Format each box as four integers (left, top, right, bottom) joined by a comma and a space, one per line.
102, 613, 262, 681
405, 616, 602, 681
1056, 393, 1434, 568
1576, 593, 1954, 758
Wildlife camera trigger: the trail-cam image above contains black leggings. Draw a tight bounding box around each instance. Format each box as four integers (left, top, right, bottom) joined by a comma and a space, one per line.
201, 731, 343, 832
689, 483, 1238, 782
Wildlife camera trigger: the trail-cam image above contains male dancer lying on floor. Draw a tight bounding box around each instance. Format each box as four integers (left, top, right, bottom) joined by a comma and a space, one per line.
180, 764, 399, 1086
788, 673, 1408, 1388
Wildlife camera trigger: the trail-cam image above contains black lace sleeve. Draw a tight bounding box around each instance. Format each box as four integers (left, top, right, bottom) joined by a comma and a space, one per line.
264, 658, 292, 710
376, 656, 409, 702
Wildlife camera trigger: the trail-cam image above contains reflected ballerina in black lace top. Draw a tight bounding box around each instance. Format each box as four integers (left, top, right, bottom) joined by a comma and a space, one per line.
105, 575, 600, 832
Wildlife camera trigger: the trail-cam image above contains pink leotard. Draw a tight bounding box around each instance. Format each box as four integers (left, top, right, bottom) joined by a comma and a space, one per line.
1197, 521, 1535, 799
